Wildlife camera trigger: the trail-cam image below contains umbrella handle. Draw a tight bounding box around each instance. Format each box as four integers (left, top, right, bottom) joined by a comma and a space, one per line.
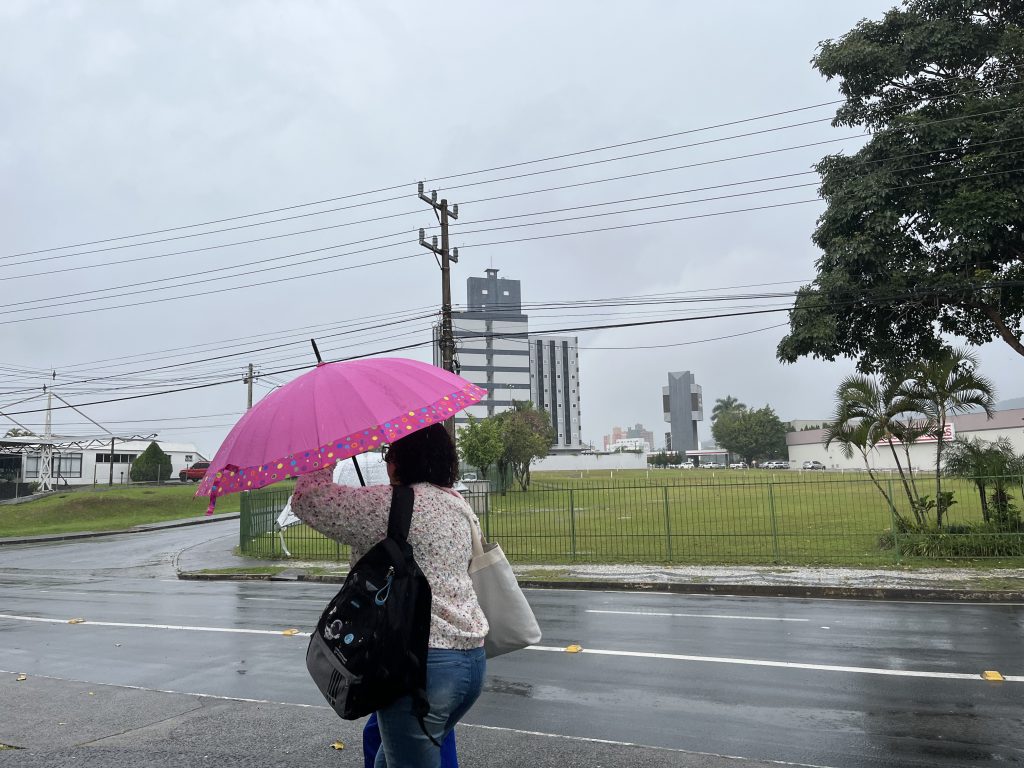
351, 456, 366, 487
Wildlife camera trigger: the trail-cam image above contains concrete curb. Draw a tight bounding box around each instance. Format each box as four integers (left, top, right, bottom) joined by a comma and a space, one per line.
173, 569, 1024, 602
0, 513, 239, 546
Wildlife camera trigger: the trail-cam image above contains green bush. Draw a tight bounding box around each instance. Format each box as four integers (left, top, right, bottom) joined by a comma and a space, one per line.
883, 523, 1024, 558
129, 442, 172, 482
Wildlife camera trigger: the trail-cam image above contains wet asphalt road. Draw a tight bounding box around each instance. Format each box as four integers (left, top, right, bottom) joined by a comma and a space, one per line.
0, 523, 1022, 767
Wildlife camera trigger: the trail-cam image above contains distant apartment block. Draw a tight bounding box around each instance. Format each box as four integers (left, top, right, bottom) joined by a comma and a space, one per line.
663, 371, 703, 454
604, 423, 655, 452
528, 335, 582, 451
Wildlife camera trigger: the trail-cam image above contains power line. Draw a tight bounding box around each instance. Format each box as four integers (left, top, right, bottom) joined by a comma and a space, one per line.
5, 280, 1020, 417
7, 160, 1018, 321
5, 99, 846, 260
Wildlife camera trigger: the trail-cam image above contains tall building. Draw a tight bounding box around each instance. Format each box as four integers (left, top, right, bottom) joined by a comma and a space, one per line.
663, 371, 703, 454
446, 269, 531, 426
528, 335, 582, 451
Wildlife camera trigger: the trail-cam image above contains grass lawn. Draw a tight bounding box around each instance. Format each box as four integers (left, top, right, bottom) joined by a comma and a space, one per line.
0, 484, 240, 538
241, 468, 1024, 567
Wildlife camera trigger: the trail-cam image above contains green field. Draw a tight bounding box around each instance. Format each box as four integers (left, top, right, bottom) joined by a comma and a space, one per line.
242, 469, 1024, 566
0, 484, 240, 538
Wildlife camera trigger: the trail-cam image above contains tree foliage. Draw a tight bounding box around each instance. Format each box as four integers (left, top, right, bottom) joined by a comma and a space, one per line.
129, 441, 172, 483
710, 405, 787, 465
905, 347, 996, 525
711, 396, 746, 423
944, 436, 1023, 528
495, 402, 555, 491
778, 1, 1024, 371
457, 414, 505, 479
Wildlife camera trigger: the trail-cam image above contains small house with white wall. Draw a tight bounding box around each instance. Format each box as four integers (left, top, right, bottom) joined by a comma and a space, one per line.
0, 435, 207, 489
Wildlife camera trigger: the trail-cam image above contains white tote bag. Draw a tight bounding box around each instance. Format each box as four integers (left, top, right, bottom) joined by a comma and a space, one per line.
462, 510, 542, 658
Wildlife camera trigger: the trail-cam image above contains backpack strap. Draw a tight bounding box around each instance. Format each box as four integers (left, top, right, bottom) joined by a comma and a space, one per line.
386, 485, 415, 542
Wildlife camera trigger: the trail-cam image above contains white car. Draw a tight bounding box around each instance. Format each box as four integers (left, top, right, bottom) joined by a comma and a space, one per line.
729, 462, 748, 469
802, 460, 826, 471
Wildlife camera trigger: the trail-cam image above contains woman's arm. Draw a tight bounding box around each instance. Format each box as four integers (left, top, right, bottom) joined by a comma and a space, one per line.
290, 466, 390, 546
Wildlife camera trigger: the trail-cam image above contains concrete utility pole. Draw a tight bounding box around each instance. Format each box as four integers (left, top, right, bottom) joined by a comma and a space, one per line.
244, 363, 255, 410
418, 183, 460, 437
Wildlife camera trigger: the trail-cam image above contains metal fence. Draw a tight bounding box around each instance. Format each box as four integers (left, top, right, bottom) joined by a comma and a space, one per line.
238, 474, 1024, 565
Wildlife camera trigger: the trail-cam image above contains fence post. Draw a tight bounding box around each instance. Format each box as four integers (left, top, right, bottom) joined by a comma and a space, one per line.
887, 476, 901, 563
663, 486, 673, 561
239, 492, 249, 553
569, 489, 576, 562
483, 489, 491, 542
768, 483, 780, 563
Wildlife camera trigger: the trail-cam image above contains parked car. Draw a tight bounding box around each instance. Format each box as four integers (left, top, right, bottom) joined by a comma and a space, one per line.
801, 460, 826, 471
763, 460, 790, 470
729, 462, 748, 469
461, 472, 478, 482
179, 461, 210, 482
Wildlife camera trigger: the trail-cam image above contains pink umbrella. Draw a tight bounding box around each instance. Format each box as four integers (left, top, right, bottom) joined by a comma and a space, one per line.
195, 357, 486, 513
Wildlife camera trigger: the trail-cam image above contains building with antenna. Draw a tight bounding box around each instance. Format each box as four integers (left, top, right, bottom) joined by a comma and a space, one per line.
438, 268, 584, 452
444, 268, 531, 425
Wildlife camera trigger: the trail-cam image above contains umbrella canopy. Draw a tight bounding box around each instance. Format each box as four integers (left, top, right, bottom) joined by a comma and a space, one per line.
196, 358, 485, 509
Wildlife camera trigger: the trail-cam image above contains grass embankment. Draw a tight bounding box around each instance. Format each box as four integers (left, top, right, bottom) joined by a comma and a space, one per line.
0, 484, 240, 538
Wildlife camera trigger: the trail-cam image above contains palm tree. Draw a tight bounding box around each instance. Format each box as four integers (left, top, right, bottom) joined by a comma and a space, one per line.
711, 396, 746, 423
826, 373, 925, 522
907, 348, 996, 527
944, 436, 1020, 526
824, 416, 909, 529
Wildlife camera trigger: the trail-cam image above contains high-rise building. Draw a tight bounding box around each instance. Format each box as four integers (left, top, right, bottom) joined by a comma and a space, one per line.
528, 335, 582, 450
663, 371, 703, 454
445, 269, 531, 426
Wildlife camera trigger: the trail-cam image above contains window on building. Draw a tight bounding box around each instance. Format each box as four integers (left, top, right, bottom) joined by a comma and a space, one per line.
24, 454, 39, 478
481, 289, 488, 295
96, 453, 138, 464
56, 453, 83, 478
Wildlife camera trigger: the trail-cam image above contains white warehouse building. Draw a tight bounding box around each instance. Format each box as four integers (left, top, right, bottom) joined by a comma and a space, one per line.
786, 408, 1024, 470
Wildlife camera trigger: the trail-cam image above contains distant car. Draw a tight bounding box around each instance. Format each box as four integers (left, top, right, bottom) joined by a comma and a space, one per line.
461, 472, 478, 482
729, 462, 748, 469
802, 460, 826, 471
179, 461, 210, 482
763, 460, 790, 470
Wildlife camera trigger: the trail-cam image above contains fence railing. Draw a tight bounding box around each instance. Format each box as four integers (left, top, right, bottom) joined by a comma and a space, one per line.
238, 475, 1024, 565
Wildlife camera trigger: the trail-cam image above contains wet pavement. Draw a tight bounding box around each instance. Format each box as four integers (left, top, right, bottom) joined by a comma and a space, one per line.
1, 518, 1022, 766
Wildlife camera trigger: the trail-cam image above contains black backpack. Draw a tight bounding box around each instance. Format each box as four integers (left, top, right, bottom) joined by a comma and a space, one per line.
305, 485, 434, 735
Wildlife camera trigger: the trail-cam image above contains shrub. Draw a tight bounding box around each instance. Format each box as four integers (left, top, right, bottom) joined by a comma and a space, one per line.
883, 523, 1024, 558
129, 442, 172, 482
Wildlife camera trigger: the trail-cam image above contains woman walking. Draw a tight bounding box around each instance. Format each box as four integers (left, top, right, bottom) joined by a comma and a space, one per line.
291, 423, 487, 768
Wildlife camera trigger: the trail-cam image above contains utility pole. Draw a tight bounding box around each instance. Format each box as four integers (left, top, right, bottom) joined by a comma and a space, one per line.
243, 363, 255, 410
418, 182, 459, 438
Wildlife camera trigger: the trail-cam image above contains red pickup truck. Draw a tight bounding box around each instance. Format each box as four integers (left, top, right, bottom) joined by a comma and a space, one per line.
179, 461, 210, 482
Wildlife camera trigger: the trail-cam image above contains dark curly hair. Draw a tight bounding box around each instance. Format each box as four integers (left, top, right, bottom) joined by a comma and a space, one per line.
384, 423, 458, 487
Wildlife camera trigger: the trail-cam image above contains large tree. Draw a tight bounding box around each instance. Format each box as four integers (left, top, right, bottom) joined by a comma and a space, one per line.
778, 1, 1024, 372
710, 405, 788, 466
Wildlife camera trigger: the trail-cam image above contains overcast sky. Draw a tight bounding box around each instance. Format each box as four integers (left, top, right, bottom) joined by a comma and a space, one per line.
3, 0, 1021, 457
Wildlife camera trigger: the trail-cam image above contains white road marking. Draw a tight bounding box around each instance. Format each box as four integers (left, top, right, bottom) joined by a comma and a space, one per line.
0, 613, 310, 637
586, 609, 809, 622
2, 613, 1019, 683
528, 644, 1024, 682
242, 596, 326, 604
463, 723, 842, 768
521, 587, 1024, 606
0, 667, 839, 766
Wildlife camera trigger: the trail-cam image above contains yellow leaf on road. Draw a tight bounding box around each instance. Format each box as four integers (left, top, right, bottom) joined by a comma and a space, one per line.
16, 674, 26, 682
566, 644, 583, 653
330, 741, 345, 750
68, 618, 86, 624
282, 628, 300, 636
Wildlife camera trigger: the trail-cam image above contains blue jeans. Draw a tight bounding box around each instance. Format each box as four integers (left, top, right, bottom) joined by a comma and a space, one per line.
374, 647, 486, 768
